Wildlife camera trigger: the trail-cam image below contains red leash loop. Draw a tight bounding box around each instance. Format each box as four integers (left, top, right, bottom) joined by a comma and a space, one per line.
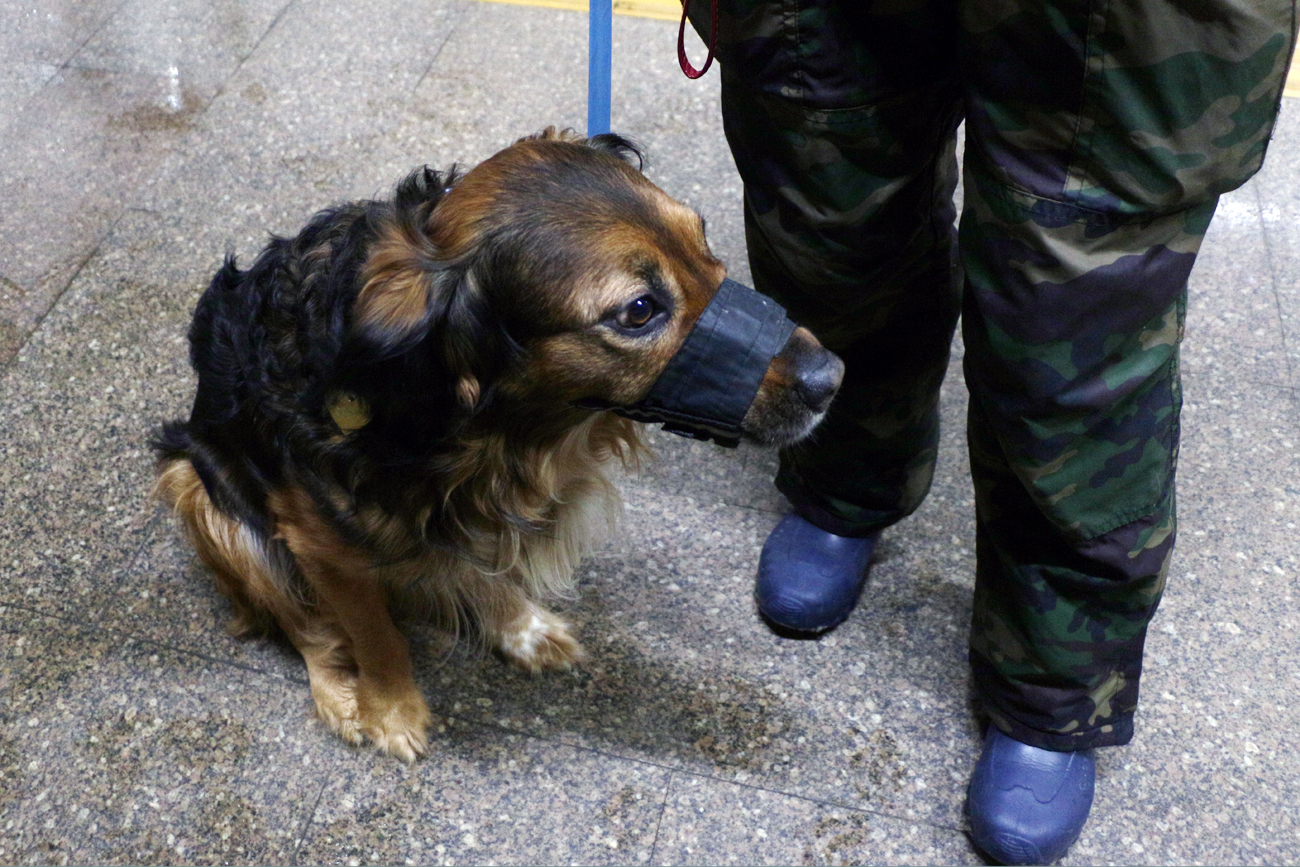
677, 0, 719, 79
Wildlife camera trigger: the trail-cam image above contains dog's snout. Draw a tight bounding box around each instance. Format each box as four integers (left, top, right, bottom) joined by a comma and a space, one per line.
795, 350, 844, 412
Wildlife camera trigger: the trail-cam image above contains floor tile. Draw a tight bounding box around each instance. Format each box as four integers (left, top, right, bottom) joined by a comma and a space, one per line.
0, 65, 213, 363
0, 208, 205, 617
1252, 104, 1300, 389
1183, 185, 1290, 387
298, 719, 670, 866
0, 605, 334, 865
653, 773, 978, 866
70, 0, 293, 107
134, 0, 471, 230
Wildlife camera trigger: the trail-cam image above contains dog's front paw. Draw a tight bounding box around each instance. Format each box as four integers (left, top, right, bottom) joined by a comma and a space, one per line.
357, 681, 433, 763
499, 607, 586, 673
310, 669, 365, 748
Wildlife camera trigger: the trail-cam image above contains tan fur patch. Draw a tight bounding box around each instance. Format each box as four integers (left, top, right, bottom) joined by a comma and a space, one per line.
153, 458, 298, 637
268, 485, 432, 763
521, 126, 585, 145
355, 220, 436, 338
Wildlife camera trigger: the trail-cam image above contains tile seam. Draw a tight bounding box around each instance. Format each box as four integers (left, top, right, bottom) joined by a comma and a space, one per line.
0, 597, 310, 685
1251, 178, 1298, 388
647, 769, 675, 865
0, 214, 123, 372
664, 763, 971, 836
290, 768, 336, 866
413, 3, 471, 95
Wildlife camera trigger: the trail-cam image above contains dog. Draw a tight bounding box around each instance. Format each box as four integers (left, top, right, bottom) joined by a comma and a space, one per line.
152, 128, 843, 761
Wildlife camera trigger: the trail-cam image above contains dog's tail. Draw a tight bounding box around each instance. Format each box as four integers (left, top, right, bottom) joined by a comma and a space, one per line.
149, 420, 201, 510
149, 420, 200, 516
151, 447, 288, 637
151, 419, 194, 463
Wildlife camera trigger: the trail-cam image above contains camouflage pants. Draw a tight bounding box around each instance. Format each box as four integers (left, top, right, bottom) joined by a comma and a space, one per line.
689, 0, 1298, 749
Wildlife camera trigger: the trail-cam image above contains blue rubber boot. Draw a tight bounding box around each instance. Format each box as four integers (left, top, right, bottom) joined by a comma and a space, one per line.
754, 513, 878, 634
966, 727, 1095, 865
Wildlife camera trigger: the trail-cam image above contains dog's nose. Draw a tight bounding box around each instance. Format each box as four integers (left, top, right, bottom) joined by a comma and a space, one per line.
795, 351, 844, 413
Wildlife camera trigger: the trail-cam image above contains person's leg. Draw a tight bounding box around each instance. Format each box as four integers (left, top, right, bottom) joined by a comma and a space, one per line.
716, 11, 964, 539
961, 186, 1198, 752
957, 0, 1296, 860
692, 0, 966, 630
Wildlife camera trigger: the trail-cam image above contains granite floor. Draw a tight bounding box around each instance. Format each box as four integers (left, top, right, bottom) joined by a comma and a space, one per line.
2, 2, 1298, 865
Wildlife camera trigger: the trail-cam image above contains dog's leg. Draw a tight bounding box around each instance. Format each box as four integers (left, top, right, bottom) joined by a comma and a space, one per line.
279, 618, 365, 748
474, 582, 586, 673
290, 552, 432, 762
155, 459, 413, 754
497, 601, 586, 673
270, 489, 432, 763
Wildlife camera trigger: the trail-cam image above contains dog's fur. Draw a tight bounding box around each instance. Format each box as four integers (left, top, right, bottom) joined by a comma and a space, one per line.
153, 129, 838, 761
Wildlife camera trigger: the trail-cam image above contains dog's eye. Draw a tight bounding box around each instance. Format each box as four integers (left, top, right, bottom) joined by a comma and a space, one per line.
616, 295, 659, 330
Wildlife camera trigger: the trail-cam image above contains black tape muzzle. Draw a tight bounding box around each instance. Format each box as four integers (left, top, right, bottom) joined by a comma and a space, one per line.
582, 277, 797, 447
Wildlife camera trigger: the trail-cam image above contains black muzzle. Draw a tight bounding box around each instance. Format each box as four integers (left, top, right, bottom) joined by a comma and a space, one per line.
582, 277, 796, 448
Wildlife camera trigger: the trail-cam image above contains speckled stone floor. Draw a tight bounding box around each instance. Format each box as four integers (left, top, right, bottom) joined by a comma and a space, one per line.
2, 2, 1298, 865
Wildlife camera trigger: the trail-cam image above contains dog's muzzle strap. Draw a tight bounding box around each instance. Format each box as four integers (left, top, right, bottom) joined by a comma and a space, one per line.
598, 278, 796, 447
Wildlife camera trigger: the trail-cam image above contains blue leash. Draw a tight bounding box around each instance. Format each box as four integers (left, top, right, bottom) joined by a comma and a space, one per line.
587, 0, 612, 136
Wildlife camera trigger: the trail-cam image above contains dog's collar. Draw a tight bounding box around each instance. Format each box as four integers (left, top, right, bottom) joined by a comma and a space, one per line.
579, 278, 796, 448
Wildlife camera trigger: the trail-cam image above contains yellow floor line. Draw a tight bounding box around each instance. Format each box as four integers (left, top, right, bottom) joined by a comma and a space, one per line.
473, 0, 682, 22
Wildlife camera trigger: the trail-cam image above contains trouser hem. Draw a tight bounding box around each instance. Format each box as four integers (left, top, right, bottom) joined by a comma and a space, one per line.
775, 471, 901, 539
985, 705, 1135, 752
976, 676, 1138, 752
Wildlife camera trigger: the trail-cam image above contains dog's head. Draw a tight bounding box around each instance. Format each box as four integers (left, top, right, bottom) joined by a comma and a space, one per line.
351, 128, 842, 448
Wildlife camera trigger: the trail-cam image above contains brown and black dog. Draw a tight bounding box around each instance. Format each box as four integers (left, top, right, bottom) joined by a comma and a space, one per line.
153, 128, 842, 761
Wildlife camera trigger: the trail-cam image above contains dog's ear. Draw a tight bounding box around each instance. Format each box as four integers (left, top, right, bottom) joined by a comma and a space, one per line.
522, 127, 644, 171
584, 132, 644, 171
353, 166, 447, 346
356, 258, 502, 413
353, 167, 505, 411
